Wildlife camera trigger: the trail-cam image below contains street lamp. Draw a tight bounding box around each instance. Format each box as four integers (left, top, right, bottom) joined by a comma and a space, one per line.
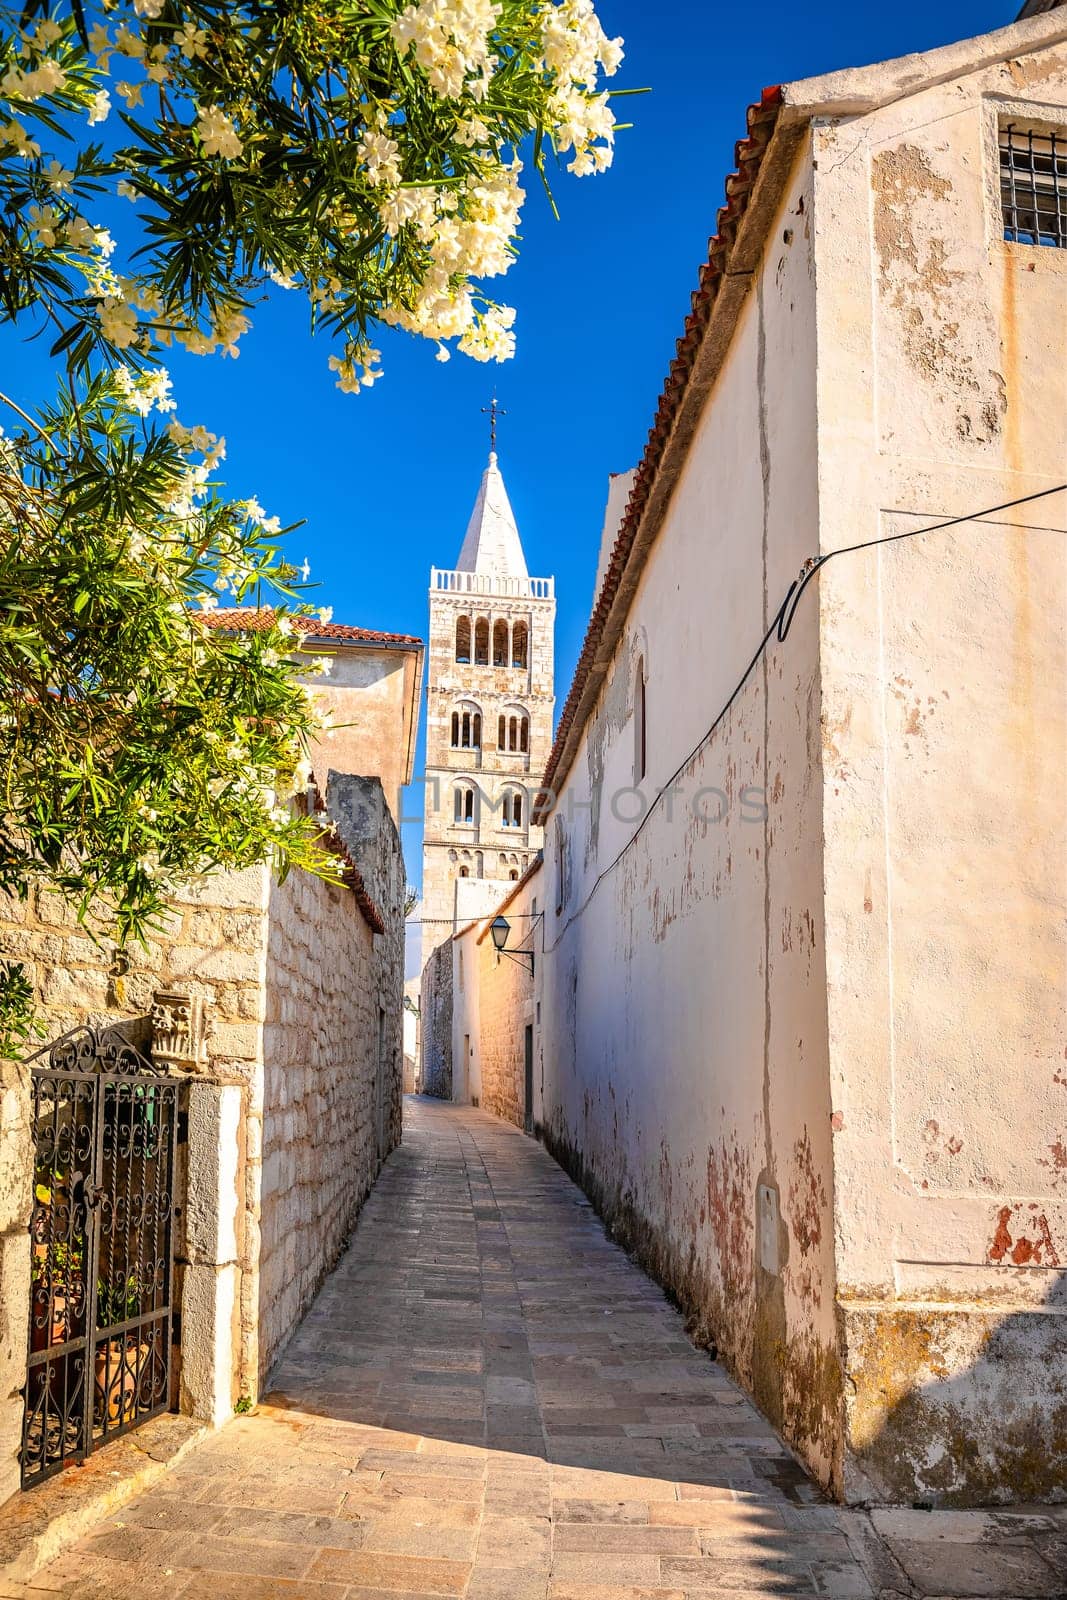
490, 915, 534, 972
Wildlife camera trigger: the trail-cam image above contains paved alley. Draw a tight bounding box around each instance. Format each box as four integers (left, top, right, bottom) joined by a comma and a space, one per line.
11, 1100, 1066, 1600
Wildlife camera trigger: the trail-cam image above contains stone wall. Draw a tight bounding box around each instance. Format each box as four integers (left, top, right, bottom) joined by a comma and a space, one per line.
419, 939, 453, 1101
257, 775, 404, 1384
0, 771, 405, 1502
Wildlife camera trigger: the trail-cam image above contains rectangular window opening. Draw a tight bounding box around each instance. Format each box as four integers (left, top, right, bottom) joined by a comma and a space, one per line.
1000, 121, 1067, 249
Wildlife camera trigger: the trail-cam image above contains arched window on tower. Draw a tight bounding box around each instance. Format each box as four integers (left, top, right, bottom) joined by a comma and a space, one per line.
459, 866, 470, 878
499, 706, 530, 753
474, 617, 489, 665
510, 869, 519, 882
502, 789, 525, 829
456, 615, 471, 663
492, 619, 508, 666
454, 785, 475, 824
451, 703, 482, 750
511, 620, 529, 669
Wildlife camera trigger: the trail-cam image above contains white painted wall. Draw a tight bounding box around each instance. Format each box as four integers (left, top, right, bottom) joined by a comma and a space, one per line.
539, 148, 840, 1484
810, 49, 1067, 1502
535, 24, 1067, 1505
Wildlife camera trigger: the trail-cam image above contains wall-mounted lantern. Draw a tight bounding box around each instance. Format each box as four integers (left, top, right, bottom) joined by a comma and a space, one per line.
490, 915, 534, 972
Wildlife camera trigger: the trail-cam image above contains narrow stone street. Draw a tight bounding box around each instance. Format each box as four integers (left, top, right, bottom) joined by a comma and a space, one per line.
10, 1100, 1066, 1600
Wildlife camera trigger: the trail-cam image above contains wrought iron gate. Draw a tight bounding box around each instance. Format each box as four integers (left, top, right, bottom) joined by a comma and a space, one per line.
21, 1027, 178, 1488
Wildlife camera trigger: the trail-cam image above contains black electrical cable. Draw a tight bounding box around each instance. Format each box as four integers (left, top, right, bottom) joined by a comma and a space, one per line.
542, 482, 1067, 955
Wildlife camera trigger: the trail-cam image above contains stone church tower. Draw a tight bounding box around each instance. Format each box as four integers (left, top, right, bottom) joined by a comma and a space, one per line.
421, 451, 555, 966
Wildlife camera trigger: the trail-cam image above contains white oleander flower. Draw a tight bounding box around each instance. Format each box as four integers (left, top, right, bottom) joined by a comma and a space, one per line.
318, 607, 333, 624
28, 203, 59, 248
176, 23, 209, 59
87, 90, 111, 125
45, 159, 74, 193
196, 106, 243, 161
2, 120, 41, 158
98, 296, 138, 347
356, 128, 401, 188
458, 302, 516, 363
116, 80, 143, 108
117, 178, 139, 201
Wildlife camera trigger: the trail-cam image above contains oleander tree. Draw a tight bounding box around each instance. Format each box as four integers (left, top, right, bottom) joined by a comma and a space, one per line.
0, 0, 627, 1053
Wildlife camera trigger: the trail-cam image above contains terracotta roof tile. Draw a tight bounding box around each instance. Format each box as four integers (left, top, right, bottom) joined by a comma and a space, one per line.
201, 607, 422, 650
537, 87, 784, 815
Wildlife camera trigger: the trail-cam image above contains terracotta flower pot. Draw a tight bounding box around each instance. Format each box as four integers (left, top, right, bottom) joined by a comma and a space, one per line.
94, 1338, 150, 1426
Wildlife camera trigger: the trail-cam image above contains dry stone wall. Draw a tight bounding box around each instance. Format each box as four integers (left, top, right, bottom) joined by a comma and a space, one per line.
419, 939, 453, 1100
257, 774, 404, 1384
0, 769, 405, 1498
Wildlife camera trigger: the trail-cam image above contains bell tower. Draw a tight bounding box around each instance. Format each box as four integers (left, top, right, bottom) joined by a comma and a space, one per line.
421, 450, 555, 968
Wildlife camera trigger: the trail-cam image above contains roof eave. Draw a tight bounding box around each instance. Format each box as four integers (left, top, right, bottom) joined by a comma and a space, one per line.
777, 6, 1067, 123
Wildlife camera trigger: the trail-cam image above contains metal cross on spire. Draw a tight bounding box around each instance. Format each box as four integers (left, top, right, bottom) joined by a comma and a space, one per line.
481, 393, 506, 456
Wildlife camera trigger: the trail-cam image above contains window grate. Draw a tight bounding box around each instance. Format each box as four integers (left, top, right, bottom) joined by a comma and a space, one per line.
1000, 123, 1067, 249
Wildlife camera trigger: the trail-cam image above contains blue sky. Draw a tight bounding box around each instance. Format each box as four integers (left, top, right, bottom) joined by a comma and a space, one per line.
4, 0, 1012, 893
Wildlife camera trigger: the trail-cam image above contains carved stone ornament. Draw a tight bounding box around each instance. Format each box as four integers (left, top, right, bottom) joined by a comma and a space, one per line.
150, 990, 206, 1071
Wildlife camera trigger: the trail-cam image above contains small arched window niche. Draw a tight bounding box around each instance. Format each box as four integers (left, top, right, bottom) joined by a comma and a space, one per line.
474, 617, 490, 666
453, 785, 476, 825
511, 620, 529, 669
455, 615, 471, 663
497, 707, 530, 754
501, 789, 525, 830
450, 703, 482, 751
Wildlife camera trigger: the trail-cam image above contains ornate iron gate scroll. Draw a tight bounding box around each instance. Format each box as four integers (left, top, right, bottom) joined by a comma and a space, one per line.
21, 1027, 178, 1488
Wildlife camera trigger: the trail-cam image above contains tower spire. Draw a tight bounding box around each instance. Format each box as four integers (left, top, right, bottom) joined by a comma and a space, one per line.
455, 444, 528, 579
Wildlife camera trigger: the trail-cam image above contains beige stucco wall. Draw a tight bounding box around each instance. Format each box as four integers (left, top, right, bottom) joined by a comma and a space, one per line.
307, 642, 420, 829
452, 867, 542, 1129
538, 147, 841, 1488
810, 45, 1067, 1503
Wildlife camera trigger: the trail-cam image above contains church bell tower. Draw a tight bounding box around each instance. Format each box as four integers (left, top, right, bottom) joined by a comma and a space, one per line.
420, 447, 556, 968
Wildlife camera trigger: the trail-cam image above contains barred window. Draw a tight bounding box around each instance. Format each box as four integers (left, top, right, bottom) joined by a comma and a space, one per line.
1001, 122, 1067, 249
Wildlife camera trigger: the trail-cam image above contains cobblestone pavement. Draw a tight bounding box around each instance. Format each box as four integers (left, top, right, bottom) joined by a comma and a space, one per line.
15, 1099, 1067, 1600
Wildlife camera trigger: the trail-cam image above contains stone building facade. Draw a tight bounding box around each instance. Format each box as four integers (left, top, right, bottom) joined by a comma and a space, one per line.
418, 938, 453, 1103
420, 453, 555, 969
0, 610, 417, 1506
495, 9, 1065, 1507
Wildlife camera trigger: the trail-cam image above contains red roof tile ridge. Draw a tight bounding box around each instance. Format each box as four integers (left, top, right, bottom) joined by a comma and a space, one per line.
201, 606, 422, 649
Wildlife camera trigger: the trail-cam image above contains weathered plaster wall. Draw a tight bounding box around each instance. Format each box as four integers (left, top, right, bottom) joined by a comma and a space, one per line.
539, 151, 842, 1489
811, 48, 1067, 1503
257, 776, 403, 1385
452, 866, 542, 1130
419, 939, 454, 1101
307, 644, 420, 829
